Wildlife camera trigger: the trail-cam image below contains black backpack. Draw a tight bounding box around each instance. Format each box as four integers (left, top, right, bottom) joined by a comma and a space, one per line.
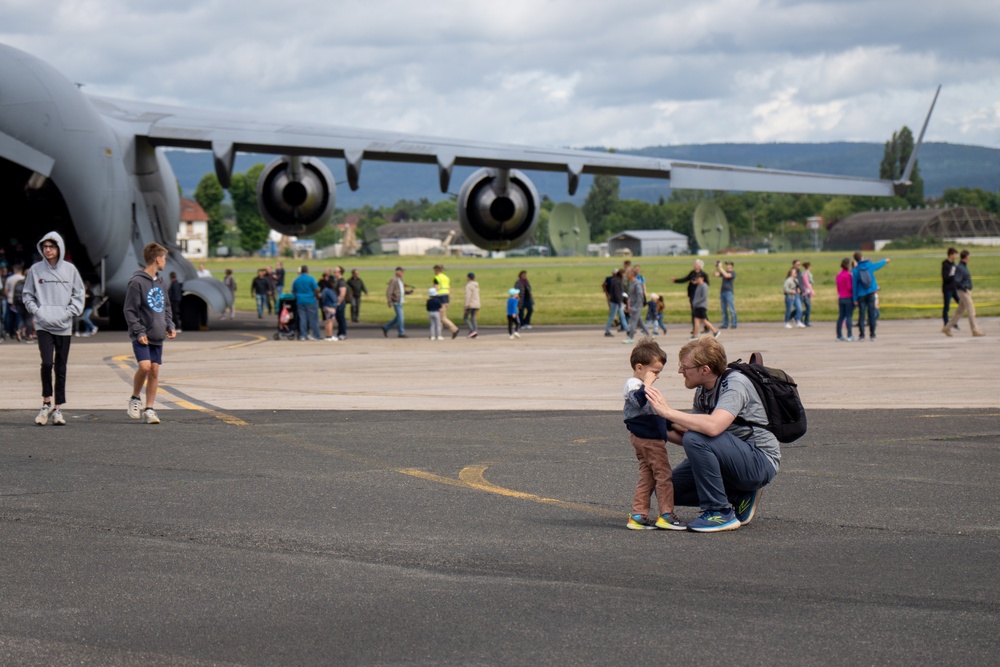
715, 352, 807, 443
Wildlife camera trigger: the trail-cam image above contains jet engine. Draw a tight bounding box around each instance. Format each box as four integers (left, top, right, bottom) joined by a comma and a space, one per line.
257, 156, 336, 236
457, 168, 539, 251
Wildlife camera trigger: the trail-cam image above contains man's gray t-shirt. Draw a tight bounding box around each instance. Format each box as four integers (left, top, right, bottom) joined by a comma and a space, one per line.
721, 271, 734, 293
693, 372, 781, 471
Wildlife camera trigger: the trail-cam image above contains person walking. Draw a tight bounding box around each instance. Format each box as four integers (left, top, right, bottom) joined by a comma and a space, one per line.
464, 272, 480, 338
624, 267, 651, 344
251, 268, 270, 318
168, 271, 183, 332
21, 232, 85, 426
222, 268, 237, 320
941, 247, 960, 328
604, 269, 627, 337
673, 259, 709, 335
382, 267, 410, 338
942, 250, 985, 337
433, 265, 460, 339
515, 270, 534, 329
347, 269, 368, 323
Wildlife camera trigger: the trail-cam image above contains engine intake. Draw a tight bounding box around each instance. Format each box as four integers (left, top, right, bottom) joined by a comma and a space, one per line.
457, 168, 539, 251
257, 156, 335, 237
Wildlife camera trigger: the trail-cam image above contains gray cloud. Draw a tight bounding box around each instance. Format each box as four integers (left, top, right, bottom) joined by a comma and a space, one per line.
2, 0, 998, 148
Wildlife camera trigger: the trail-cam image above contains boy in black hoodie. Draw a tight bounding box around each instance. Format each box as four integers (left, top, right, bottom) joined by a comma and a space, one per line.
123, 243, 176, 424
622, 339, 686, 531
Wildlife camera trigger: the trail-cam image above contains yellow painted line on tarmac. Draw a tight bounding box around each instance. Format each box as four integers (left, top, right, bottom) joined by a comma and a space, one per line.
222, 333, 268, 349
399, 465, 618, 518
169, 399, 250, 426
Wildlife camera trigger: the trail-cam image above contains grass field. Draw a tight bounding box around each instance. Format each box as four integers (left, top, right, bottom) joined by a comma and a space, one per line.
200, 247, 1000, 328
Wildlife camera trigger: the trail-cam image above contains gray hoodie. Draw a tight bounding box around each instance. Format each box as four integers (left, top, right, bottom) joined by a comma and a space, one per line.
21, 231, 85, 336
124, 267, 174, 343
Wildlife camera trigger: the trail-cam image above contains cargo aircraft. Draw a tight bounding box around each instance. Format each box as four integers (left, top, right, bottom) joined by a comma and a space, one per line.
0, 43, 937, 327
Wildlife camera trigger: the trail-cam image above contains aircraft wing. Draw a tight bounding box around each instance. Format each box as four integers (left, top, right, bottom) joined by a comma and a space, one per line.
87, 94, 896, 197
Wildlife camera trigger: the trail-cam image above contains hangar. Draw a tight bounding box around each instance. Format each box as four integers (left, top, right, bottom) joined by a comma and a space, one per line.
607, 230, 690, 256
824, 205, 1000, 251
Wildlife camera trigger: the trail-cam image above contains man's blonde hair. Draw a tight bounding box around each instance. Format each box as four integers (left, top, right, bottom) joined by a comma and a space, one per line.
678, 335, 728, 375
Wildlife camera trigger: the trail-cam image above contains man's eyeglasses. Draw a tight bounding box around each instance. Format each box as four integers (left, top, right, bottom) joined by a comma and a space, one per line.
679, 364, 704, 372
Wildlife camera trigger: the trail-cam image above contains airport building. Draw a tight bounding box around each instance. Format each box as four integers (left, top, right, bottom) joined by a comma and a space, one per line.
824, 205, 1000, 251
178, 198, 209, 258
607, 230, 690, 256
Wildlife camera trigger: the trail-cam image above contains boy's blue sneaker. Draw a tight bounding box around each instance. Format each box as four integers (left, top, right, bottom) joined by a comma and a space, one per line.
655, 512, 687, 531
687, 508, 741, 533
626, 514, 656, 530
733, 488, 763, 526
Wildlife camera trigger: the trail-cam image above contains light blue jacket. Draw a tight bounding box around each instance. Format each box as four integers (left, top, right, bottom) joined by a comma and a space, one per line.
852, 259, 887, 299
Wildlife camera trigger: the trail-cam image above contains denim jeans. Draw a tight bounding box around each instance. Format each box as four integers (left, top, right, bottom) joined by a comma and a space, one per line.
335, 302, 347, 338
297, 302, 321, 340
671, 430, 776, 511
719, 290, 737, 328
837, 297, 854, 339
464, 308, 479, 333
783, 294, 800, 323
80, 307, 97, 333
384, 303, 405, 335
256, 294, 267, 317
857, 293, 876, 337
605, 301, 627, 334
942, 290, 959, 325
801, 295, 812, 326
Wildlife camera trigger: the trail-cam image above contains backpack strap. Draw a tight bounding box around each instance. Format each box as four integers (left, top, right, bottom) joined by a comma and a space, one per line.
749, 351, 763, 366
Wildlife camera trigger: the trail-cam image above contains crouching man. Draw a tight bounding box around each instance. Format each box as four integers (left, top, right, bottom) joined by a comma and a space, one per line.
644, 336, 778, 532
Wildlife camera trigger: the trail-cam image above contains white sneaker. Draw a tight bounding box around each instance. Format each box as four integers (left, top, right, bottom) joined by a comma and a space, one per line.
513, 331, 520, 338
143, 408, 160, 424
35, 404, 54, 425
324, 336, 337, 341
784, 323, 793, 329
128, 397, 142, 420
436, 336, 445, 341
51, 409, 66, 426
509, 334, 515, 339
623, 338, 634, 344
796, 321, 806, 328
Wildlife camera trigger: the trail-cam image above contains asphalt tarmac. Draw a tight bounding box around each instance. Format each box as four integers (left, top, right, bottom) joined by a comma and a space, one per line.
1, 319, 998, 665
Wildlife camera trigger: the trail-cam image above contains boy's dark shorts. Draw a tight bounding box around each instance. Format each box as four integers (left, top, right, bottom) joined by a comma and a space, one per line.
693, 307, 708, 319
132, 340, 164, 365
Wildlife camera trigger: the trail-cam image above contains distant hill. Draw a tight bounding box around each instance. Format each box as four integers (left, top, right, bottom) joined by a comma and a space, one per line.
165, 141, 1000, 209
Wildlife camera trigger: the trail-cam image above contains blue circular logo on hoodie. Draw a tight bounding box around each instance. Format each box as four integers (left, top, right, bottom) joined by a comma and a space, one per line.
146, 286, 165, 313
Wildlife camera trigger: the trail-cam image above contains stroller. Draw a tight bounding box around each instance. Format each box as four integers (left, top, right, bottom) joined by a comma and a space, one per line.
274, 294, 299, 340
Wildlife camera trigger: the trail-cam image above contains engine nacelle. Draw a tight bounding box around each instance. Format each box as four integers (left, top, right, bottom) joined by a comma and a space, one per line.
457, 168, 539, 251
257, 156, 336, 237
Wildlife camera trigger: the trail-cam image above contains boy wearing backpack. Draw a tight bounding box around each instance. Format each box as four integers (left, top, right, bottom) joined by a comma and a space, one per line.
852, 251, 890, 341
644, 336, 782, 533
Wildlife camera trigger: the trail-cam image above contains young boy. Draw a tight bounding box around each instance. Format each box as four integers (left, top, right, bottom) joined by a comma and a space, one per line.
124, 243, 177, 424
690, 274, 719, 340
623, 339, 686, 530
22, 232, 85, 425
426, 287, 443, 340
506, 288, 521, 339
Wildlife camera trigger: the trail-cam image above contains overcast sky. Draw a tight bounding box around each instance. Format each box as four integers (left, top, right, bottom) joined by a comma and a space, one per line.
3, 0, 999, 150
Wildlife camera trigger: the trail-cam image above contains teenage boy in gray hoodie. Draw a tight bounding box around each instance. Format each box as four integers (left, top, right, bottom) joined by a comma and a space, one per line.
22, 231, 85, 425
124, 243, 177, 424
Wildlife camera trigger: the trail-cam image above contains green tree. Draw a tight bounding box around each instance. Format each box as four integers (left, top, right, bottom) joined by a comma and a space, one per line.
229, 164, 270, 255
880, 126, 924, 206
583, 174, 620, 238
193, 173, 226, 253
941, 186, 1000, 215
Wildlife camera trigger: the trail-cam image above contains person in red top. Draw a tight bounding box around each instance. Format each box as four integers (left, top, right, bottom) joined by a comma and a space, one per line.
835, 257, 855, 341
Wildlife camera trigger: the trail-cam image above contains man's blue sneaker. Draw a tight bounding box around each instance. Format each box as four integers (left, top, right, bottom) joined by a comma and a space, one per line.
687, 508, 741, 533
733, 488, 763, 526
626, 514, 656, 530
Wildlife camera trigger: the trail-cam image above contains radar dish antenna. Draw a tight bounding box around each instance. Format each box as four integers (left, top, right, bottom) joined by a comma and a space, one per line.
692, 200, 730, 254
548, 203, 590, 256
